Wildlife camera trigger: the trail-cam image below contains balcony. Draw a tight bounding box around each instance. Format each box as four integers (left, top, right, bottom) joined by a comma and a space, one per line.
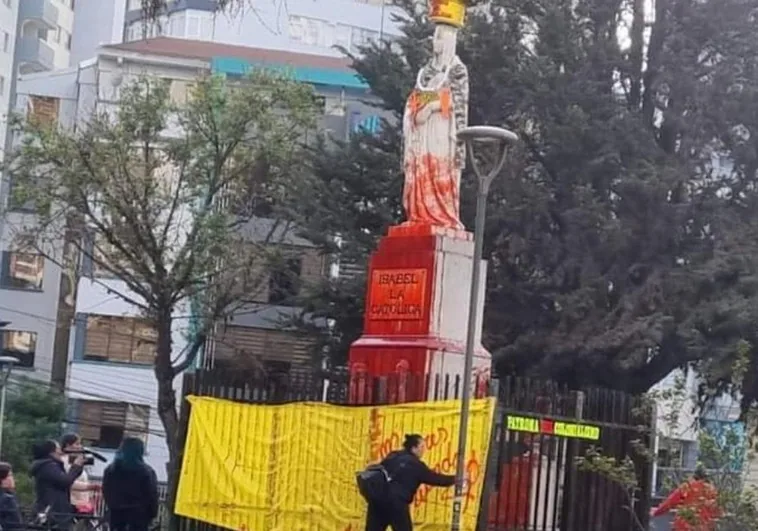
16, 36, 55, 73
19, 0, 59, 30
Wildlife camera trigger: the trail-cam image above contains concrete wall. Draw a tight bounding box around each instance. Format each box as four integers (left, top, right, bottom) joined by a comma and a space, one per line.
69, 0, 126, 66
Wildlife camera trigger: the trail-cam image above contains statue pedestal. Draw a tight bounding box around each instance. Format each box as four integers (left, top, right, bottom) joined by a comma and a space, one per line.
348, 224, 491, 402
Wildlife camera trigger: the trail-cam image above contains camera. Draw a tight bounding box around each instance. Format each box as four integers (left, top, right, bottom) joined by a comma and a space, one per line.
63, 449, 99, 466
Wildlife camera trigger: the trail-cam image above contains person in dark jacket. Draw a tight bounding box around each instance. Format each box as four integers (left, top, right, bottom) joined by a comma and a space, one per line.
365, 433, 456, 531
31, 440, 84, 531
102, 437, 159, 531
0, 462, 22, 530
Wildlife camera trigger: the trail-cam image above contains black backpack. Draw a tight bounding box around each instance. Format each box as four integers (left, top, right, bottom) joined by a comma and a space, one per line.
356, 463, 392, 502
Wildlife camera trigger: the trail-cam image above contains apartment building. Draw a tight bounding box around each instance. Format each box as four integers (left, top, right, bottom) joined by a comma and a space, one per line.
209, 219, 328, 373
10, 37, 381, 479
651, 368, 745, 498
0, 0, 74, 382
70, 0, 399, 66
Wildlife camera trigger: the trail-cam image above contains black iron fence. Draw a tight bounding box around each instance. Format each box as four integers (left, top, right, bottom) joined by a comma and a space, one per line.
173, 368, 654, 531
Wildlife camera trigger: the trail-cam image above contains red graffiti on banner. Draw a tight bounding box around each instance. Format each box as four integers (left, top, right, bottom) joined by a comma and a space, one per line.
366, 416, 481, 513
371, 424, 451, 463
413, 447, 482, 512
369, 408, 401, 462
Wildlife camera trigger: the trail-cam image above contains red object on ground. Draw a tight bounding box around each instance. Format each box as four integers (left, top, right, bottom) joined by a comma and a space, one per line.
487, 456, 532, 528
652, 479, 721, 531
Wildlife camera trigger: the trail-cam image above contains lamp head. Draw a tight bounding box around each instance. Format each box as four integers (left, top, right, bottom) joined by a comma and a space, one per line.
457, 126, 519, 186
457, 125, 519, 146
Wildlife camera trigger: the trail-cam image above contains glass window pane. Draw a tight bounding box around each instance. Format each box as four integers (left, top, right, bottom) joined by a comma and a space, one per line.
0, 251, 44, 290
83, 315, 155, 365
75, 400, 149, 449
0, 330, 36, 368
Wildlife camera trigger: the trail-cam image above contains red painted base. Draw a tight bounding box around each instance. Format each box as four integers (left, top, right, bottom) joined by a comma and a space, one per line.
348, 223, 491, 403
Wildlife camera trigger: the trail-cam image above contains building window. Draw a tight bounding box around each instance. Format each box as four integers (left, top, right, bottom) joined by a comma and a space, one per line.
27, 95, 59, 127
169, 12, 186, 37
187, 16, 200, 38
91, 231, 133, 278
288, 15, 323, 46
0, 330, 36, 368
0, 75, 5, 96
76, 400, 149, 449
657, 438, 684, 468
351, 27, 380, 51
268, 257, 302, 305
334, 24, 351, 50
0, 251, 44, 290
168, 79, 192, 105
200, 16, 213, 40
126, 23, 139, 42
288, 16, 305, 42
2, 31, 8, 52
83, 315, 157, 365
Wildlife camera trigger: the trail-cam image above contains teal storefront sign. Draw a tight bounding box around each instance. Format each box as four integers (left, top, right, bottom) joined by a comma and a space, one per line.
210, 57, 369, 90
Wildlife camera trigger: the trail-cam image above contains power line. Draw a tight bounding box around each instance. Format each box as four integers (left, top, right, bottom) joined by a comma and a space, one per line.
10, 369, 171, 409
7, 379, 167, 439
0, 299, 302, 324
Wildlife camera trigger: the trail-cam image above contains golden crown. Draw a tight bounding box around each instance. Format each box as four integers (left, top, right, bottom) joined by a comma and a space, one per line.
429, 0, 466, 28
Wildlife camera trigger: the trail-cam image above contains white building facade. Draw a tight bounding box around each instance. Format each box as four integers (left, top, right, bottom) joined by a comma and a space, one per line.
70, 0, 399, 66
0, 0, 75, 382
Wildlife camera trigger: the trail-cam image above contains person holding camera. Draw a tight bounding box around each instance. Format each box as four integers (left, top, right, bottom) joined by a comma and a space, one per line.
31, 440, 85, 531
60, 434, 99, 517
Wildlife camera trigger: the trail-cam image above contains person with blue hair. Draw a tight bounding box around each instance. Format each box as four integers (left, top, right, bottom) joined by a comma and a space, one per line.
102, 437, 159, 531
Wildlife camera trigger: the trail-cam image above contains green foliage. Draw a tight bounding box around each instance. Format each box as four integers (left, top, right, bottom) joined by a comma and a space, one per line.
3, 71, 319, 476
2, 380, 65, 506
583, 376, 758, 529
299, 0, 758, 397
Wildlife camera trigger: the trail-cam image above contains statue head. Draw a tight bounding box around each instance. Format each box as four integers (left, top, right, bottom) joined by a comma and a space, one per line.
431, 24, 458, 69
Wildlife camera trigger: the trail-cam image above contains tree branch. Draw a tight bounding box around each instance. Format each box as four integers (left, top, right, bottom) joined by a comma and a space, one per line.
170, 332, 207, 376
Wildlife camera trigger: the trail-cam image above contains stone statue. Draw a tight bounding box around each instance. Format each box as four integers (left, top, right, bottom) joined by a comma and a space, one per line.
401, 22, 469, 230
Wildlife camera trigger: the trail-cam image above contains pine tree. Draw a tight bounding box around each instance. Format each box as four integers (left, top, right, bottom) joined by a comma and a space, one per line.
299, 0, 758, 399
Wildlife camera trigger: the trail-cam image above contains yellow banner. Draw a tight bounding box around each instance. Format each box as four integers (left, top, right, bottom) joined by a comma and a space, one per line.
175, 396, 496, 530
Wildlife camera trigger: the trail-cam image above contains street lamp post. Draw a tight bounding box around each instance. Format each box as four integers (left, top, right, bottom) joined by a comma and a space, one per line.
0, 356, 18, 458
451, 126, 518, 530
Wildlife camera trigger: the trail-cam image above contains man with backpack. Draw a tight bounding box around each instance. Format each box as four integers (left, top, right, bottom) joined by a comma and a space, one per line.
358, 433, 457, 531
